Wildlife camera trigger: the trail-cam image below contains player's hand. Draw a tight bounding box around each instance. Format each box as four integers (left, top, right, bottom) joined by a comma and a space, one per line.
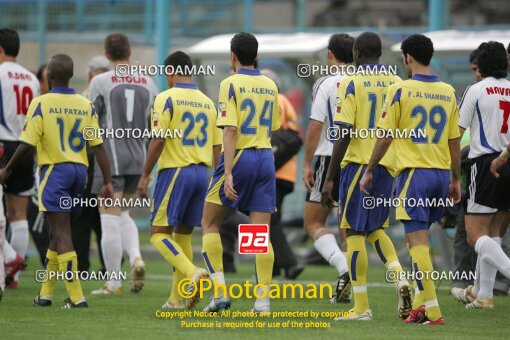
448, 179, 461, 204
137, 175, 150, 199
223, 173, 238, 201
359, 170, 373, 195
321, 179, 337, 208
101, 182, 114, 200
0, 168, 12, 185
303, 163, 315, 192
490, 156, 507, 178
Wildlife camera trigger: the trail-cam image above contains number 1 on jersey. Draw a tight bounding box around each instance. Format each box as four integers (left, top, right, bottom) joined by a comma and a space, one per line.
124, 89, 135, 123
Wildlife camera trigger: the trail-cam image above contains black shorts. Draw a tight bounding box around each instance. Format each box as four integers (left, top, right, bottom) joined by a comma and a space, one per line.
467, 153, 510, 213
0, 140, 35, 195
306, 156, 341, 203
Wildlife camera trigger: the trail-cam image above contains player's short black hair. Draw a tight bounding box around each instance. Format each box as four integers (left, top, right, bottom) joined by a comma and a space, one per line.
36, 64, 47, 81
164, 51, 193, 76
476, 41, 508, 79
469, 48, 479, 65
104, 32, 130, 61
353, 32, 381, 60
328, 33, 354, 63
507, 42, 510, 55
230, 32, 258, 66
401, 34, 434, 66
0, 28, 20, 57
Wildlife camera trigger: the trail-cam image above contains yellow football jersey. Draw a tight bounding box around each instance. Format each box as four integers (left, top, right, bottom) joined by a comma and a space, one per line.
217, 68, 280, 149
151, 82, 221, 170
378, 74, 460, 172
335, 66, 401, 174
19, 87, 102, 167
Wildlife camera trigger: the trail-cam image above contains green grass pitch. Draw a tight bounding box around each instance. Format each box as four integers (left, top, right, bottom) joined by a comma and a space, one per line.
1, 258, 509, 339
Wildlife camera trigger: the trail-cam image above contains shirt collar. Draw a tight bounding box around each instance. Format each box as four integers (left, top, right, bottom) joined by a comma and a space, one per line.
174, 82, 198, 89
237, 68, 261, 76
50, 87, 77, 94
411, 74, 440, 82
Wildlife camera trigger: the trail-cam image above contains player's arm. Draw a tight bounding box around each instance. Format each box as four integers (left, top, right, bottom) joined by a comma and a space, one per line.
448, 95, 462, 203
93, 144, 113, 199
322, 80, 355, 207
138, 137, 165, 198
303, 82, 329, 192
491, 143, 510, 178
222, 126, 238, 201
0, 143, 34, 184
360, 137, 393, 195
216, 81, 238, 200
138, 95, 168, 198
213, 146, 221, 169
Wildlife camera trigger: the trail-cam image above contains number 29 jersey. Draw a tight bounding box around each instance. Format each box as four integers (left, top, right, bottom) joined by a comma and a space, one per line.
0, 61, 40, 141
151, 82, 222, 170
378, 74, 460, 173
217, 68, 280, 150
89, 70, 157, 176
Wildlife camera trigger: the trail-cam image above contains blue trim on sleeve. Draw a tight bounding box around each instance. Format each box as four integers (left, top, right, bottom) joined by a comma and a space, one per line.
33, 102, 43, 118
345, 80, 355, 99
391, 88, 402, 106
476, 101, 497, 153
228, 83, 236, 104
164, 97, 174, 120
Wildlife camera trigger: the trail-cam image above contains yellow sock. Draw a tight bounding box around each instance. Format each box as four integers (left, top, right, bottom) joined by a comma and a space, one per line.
58, 251, 84, 303
40, 249, 58, 298
410, 245, 441, 321
169, 233, 193, 303
367, 229, 403, 283
256, 243, 274, 285
201, 233, 224, 274
150, 233, 196, 278
412, 278, 424, 309
347, 235, 369, 314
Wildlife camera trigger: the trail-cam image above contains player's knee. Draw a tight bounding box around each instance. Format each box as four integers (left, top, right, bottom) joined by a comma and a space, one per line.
466, 233, 479, 248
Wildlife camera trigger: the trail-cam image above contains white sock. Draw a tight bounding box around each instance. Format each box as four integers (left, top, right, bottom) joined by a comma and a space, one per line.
475, 235, 510, 279
254, 284, 270, 310
100, 214, 123, 289
472, 256, 480, 296
0, 219, 6, 291
210, 272, 226, 298
119, 211, 142, 266
3, 240, 17, 263
478, 236, 503, 301
314, 233, 348, 275
9, 220, 29, 256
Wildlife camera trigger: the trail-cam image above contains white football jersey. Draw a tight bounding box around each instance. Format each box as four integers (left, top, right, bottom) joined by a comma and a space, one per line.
309, 74, 344, 156
0, 61, 40, 141
459, 77, 510, 159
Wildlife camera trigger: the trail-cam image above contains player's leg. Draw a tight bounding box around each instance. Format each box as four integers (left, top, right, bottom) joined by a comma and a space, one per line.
33, 229, 58, 307
166, 225, 194, 309
5, 194, 30, 287
248, 211, 274, 313
304, 157, 348, 280
92, 189, 124, 295
0, 185, 6, 296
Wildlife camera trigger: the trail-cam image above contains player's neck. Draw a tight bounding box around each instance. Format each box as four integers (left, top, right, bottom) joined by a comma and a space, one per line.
51, 81, 69, 89
173, 76, 192, 84
110, 59, 130, 67
0, 55, 16, 63
411, 65, 431, 76
357, 58, 379, 66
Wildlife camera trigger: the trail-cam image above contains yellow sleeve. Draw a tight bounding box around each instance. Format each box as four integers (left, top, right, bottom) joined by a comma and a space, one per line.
334, 79, 356, 126
378, 85, 401, 132
18, 99, 43, 146
216, 80, 238, 128
151, 94, 171, 137
448, 94, 461, 139
272, 91, 281, 132
86, 103, 104, 147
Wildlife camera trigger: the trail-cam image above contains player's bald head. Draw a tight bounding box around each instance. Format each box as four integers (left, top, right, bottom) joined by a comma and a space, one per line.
353, 32, 382, 61
47, 54, 74, 83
